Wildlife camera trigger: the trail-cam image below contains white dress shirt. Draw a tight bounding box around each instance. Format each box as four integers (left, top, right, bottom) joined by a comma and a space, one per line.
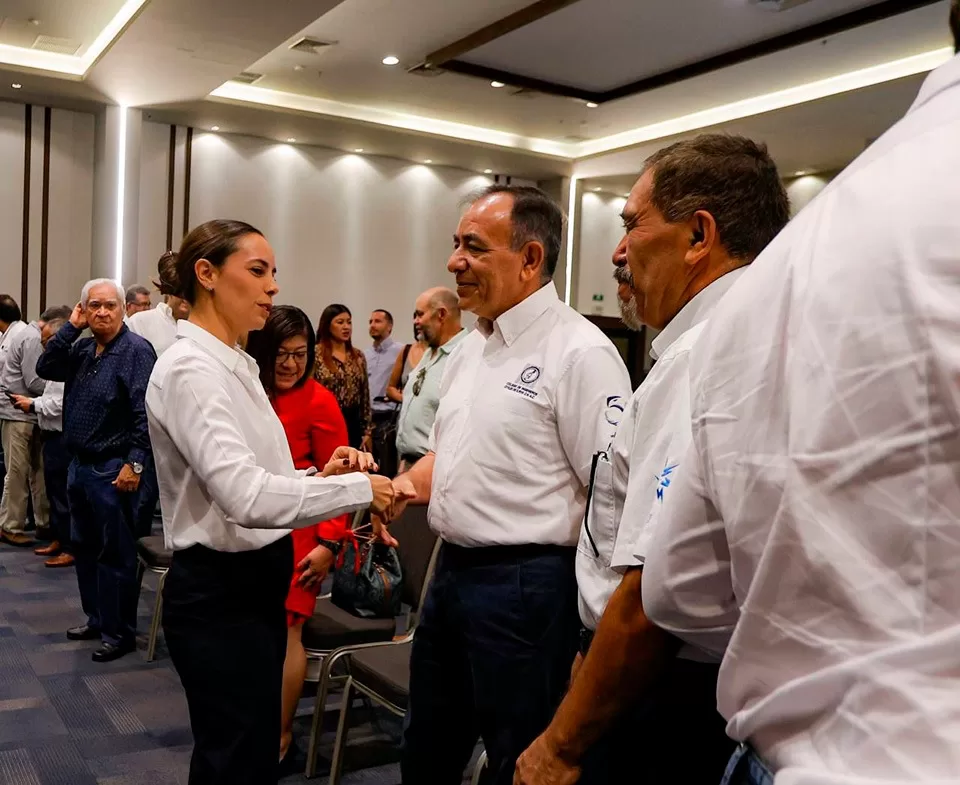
428, 283, 631, 547
147, 320, 373, 552
127, 301, 178, 356
643, 54, 960, 785
34, 381, 64, 432
576, 268, 746, 638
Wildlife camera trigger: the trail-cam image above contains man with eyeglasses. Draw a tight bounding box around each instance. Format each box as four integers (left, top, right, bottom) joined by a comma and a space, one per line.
37, 279, 157, 663
394, 287, 466, 472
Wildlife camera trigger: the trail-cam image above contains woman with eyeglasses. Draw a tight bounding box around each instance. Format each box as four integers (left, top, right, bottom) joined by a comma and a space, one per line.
246, 305, 351, 767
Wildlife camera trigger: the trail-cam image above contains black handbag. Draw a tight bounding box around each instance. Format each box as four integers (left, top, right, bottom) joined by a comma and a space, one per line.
331, 532, 403, 619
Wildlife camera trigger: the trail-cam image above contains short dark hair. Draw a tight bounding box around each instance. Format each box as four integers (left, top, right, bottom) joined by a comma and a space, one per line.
170, 219, 264, 304
0, 295, 22, 325
246, 305, 317, 395
951, 0, 959, 52
643, 134, 790, 264
40, 305, 71, 323
469, 185, 564, 281
125, 285, 151, 304
372, 309, 394, 325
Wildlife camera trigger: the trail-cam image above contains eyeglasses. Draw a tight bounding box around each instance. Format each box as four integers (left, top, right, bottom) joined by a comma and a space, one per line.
276, 350, 308, 364
412, 367, 427, 396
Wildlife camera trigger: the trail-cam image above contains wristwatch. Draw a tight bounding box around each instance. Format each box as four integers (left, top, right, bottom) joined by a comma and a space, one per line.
318, 538, 342, 556
130, 462, 144, 475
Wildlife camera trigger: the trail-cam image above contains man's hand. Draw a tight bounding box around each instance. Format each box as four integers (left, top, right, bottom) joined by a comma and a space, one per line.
69, 302, 87, 330
321, 446, 378, 477
296, 544, 335, 590
514, 732, 582, 785
10, 394, 32, 414
113, 464, 141, 493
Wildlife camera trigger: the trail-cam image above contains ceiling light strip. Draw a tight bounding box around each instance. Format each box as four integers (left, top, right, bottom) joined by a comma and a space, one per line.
575, 46, 953, 158
209, 82, 571, 159
0, 0, 148, 77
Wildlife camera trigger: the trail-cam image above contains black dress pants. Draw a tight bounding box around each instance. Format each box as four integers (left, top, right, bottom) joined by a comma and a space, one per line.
402, 543, 580, 785
162, 535, 293, 785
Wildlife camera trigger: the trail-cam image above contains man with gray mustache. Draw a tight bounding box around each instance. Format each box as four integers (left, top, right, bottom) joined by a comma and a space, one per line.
515, 133, 790, 785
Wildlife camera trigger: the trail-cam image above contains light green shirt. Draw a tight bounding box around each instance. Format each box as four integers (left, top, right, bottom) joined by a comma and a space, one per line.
395, 328, 469, 458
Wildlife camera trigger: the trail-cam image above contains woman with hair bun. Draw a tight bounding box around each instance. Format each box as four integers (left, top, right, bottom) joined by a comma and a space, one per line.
145, 219, 407, 785
126, 250, 192, 356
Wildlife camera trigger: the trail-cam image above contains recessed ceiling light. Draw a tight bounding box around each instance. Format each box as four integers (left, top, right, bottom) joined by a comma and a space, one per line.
29, 18, 40, 26
293, 65, 304, 72
287, 137, 296, 143
11, 83, 22, 89
382, 55, 400, 66
211, 125, 220, 131
354, 148, 364, 153
483, 168, 493, 174
424, 159, 433, 164
490, 81, 505, 88
793, 170, 810, 176
593, 187, 602, 192
586, 102, 599, 108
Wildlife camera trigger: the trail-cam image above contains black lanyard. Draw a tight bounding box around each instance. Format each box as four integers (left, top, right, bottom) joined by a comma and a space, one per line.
582, 450, 607, 558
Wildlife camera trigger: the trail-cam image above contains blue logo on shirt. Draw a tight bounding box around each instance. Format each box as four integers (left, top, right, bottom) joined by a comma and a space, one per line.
656, 462, 678, 501
604, 395, 625, 426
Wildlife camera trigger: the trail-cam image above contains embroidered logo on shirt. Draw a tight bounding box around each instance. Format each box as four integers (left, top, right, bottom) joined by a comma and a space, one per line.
604, 395, 625, 426
655, 462, 678, 501
504, 364, 542, 399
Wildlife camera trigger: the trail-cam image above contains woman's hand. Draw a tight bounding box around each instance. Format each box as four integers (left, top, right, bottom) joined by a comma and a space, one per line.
321, 446, 378, 476
296, 544, 335, 590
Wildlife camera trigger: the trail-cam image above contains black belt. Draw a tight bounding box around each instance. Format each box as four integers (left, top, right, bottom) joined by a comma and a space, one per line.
441, 542, 574, 569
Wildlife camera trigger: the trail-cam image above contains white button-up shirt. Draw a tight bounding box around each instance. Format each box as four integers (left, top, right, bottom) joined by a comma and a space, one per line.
643, 54, 960, 784
576, 268, 746, 635
127, 301, 178, 356
34, 381, 64, 432
428, 283, 630, 547
147, 320, 373, 552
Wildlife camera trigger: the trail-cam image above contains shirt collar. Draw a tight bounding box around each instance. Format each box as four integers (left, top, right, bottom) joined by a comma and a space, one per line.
372, 336, 397, 353
477, 282, 559, 347
158, 301, 173, 322
437, 328, 468, 355
908, 52, 960, 114
177, 320, 257, 378
651, 267, 749, 360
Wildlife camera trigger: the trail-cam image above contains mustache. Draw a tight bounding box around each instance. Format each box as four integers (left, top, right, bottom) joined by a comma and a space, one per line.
613, 266, 634, 286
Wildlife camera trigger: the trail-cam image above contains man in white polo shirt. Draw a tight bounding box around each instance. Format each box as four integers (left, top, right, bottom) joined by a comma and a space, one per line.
388, 185, 630, 785
643, 10, 960, 785
515, 135, 790, 785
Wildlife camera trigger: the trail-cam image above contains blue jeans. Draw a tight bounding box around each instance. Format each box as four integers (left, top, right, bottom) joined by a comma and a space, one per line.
401, 543, 580, 785
721, 744, 775, 785
40, 431, 71, 552
68, 457, 141, 646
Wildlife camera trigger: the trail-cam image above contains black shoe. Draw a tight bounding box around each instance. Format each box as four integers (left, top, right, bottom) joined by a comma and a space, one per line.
91, 640, 135, 663
66, 624, 101, 641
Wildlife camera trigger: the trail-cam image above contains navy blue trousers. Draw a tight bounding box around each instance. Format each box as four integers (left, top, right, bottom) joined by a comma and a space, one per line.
402, 543, 580, 785
67, 457, 141, 646
40, 431, 71, 552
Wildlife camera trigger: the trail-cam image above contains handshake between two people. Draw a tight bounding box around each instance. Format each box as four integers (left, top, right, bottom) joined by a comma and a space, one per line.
320, 446, 416, 545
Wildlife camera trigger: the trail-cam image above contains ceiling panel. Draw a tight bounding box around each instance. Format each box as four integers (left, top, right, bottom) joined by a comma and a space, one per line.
458, 0, 895, 92
0, 0, 125, 56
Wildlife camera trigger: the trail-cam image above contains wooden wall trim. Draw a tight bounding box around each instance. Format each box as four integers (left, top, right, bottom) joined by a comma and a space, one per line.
165, 124, 176, 250
39, 107, 51, 313
20, 105, 32, 316
182, 126, 193, 238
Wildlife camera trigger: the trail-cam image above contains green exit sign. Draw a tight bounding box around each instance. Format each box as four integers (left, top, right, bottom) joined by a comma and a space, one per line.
592, 294, 604, 302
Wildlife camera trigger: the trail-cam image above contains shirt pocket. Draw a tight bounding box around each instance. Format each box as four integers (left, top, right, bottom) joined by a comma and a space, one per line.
577, 454, 617, 564
468, 393, 554, 480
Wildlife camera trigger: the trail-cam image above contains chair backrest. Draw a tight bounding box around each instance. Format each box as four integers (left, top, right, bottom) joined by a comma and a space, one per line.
388, 505, 438, 612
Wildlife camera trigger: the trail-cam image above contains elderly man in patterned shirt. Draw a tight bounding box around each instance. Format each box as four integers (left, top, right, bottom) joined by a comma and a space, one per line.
38, 279, 157, 663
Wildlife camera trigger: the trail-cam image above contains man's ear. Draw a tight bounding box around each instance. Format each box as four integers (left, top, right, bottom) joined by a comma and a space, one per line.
521, 241, 546, 281
685, 210, 718, 266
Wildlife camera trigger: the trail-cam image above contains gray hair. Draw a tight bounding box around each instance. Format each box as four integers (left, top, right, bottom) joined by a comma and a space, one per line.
466, 184, 564, 282
81, 279, 125, 307
125, 284, 151, 304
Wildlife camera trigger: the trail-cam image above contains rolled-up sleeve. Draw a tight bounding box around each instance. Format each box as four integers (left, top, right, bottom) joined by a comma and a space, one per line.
641, 438, 738, 658
160, 362, 373, 530
555, 344, 631, 487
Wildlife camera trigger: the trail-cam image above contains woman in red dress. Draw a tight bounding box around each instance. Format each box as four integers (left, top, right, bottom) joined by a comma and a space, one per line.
247, 305, 350, 763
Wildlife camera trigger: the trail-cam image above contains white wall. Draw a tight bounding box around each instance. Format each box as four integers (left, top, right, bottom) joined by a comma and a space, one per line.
576, 191, 625, 318
186, 132, 495, 343
785, 173, 833, 217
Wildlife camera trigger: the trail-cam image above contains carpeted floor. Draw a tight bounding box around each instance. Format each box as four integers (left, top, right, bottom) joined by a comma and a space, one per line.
0, 536, 475, 785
